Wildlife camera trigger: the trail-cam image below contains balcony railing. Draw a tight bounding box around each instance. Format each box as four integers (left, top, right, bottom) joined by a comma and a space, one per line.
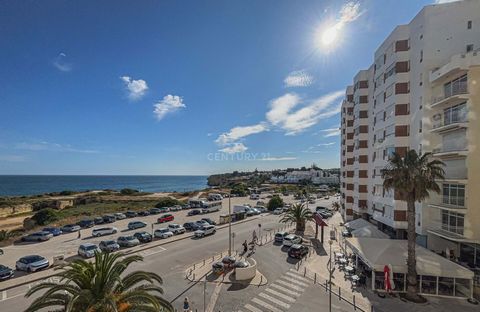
432, 116, 468, 129
442, 195, 465, 208
431, 81, 468, 104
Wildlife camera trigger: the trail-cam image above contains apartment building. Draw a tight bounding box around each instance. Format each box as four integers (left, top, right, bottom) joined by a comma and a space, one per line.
340, 0, 480, 271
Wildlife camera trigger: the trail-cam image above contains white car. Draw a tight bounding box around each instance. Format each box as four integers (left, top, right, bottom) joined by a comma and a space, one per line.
22, 231, 53, 242
154, 228, 174, 239
78, 243, 100, 258
92, 227, 118, 237
114, 213, 126, 220
283, 234, 302, 247
273, 208, 283, 215
15, 255, 49, 273
194, 225, 216, 238
170, 205, 182, 211
168, 224, 186, 235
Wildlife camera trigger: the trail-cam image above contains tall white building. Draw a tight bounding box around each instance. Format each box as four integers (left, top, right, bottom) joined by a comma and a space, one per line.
339, 0, 480, 278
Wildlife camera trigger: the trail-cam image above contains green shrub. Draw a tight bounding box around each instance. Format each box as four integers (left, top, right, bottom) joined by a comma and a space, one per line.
267, 195, 284, 211
155, 197, 182, 208
120, 188, 139, 195
31, 208, 59, 226
23, 217, 37, 230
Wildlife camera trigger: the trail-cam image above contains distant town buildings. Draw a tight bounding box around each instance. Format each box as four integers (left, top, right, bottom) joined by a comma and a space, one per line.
339, 0, 480, 280
271, 168, 339, 185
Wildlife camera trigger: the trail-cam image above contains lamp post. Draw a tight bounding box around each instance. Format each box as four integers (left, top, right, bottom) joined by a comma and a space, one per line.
228, 192, 232, 256
328, 240, 334, 312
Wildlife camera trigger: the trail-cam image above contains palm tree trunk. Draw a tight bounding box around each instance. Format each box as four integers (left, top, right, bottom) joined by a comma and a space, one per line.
406, 198, 419, 300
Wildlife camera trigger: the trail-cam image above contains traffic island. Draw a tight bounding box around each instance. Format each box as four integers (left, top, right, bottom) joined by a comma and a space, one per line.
185, 252, 267, 287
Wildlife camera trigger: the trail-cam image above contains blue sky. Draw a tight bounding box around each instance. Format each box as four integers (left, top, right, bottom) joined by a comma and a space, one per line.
0, 0, 441, 175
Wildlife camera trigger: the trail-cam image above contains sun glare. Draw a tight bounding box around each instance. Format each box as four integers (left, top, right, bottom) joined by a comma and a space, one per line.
321, 25, 339, 46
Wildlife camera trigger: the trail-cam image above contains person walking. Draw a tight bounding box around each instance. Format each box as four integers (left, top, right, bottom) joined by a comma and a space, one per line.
243, 240, 248, 254
183, 297, 190, 312
77, 230, 81, 239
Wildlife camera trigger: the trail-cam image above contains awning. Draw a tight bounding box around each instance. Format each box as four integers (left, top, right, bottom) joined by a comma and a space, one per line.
346, 237, 474, 279
351, 226, 389, 239
313, 214, 328, 227
344, 218, 372, 231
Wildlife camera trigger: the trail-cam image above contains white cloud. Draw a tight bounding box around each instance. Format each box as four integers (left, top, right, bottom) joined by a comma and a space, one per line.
339, 1, 362, 24
53, 52, 72, 72
15, 141, 99, 153
153, 95, 186, 120
318, 142, 336, 146
219, 143, 248, 154
215, 123, 268, 146
321, 127, 341, 137
284, 70, 314, 88
260, 156, 297, 161
121, 76, 149, 101
435, 0, 459, 3
266, 90, 344, 135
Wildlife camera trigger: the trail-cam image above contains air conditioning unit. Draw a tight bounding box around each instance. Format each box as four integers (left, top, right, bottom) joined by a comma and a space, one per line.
378, 138, 384, 143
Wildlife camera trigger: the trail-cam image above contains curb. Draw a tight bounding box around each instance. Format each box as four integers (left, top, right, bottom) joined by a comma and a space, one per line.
0, 215, 261, 292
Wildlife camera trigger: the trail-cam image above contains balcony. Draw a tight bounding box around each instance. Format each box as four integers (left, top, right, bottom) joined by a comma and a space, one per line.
427, 222, 468, 242
431, 116, 468, 133
429, 196, 466, 211
430, 82, 468, 108
432, 146, 468, 158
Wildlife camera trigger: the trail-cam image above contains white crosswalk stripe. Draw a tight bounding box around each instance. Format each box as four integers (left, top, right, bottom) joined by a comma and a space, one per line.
270, 283, 301, 297
259, 292, 291, 309
264, 288, 296, 302
275, 279, 305, 292
285, 270, 311, 282
252, 298, 283, 312
244, 304, 262, 312
280, 276, 309, 287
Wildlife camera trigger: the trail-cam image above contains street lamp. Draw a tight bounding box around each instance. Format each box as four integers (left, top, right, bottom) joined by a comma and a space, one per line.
228, 192, 232, 256
328, 240, 334, 312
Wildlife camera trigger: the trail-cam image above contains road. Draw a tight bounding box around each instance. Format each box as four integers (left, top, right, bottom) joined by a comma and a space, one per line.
0, 195, 339, 311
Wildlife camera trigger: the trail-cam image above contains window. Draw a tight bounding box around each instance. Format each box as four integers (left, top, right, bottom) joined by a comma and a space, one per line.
384, 63, 395, 81
444, 74, 467, 97
419, 72, 423, 86
385, 124, 395, 137
441, 210, 464, 235
444, 102, 467, 125
442, 183, 465, 207
420, 50, 423, 63
385, 146, 395, 159
467, 20, 472, 29
466, 44, 474, 53
419, 119, 422, 133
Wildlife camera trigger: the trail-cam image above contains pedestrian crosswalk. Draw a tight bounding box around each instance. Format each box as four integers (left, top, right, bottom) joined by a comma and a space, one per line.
241, 268, 311, 312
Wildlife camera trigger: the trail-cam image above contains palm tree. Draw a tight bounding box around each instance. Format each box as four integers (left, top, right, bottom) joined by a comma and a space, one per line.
381, 150, 444, 301
25, 252, 173, 312
280, 203, 313, 232
331, 201, 340, 212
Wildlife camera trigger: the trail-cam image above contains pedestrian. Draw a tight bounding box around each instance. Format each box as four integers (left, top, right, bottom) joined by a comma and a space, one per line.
183, 297, 190, 312
243, 240, 248, 254
77, 230, 81, 239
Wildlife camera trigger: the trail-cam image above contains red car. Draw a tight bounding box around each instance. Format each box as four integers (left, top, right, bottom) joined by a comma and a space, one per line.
158, 214, 174, 223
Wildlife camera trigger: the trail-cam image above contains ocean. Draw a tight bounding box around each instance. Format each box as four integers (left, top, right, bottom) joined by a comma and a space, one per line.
0, 175, 209, 197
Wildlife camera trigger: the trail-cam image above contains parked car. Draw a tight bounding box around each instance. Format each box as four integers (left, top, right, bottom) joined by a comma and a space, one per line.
195, 220, 210, 228
0, 264, 14, 280
274, 231, 289, 243
201, 218, 216, 225
78, 243, 100, 258
125, 211, 138, 218
187, 209, 201, 216
157, 207, 170, 213
168, 224, 186, 235
61, 224, 81, 233
138, 211, 150, 217
245, 207, 256, 216
42, 227, 62, 236
15, 255, 49, 273
170, 205, 182, 211
194, 225, 216, 238
102, 215, 116, 223
212, 261, 224, 274
99, 240, 120, 252
254, 206, 267, 213
288, 244, 309, 259
250, 208, 261, 215
114, 213, 126, 220
149, 207, 162, 215
154, 228, 174, 239
22, 231, 53, 242
92, 227, 118, 237
183, 222, 200, 231
158, 214, 174, 223
77, 219, 95, 228
342, 229, 352, 238
283, 234, 302, 247
273, 208, 283, 215
128, 221, 147, 230
94, 217, 104, 225
133, 231, 153, 243
181, 204, 190, 209
117, 236, 140, 248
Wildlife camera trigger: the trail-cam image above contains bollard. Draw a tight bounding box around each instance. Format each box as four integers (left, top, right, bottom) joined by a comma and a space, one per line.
193, 263, 196, 269
314, 272, 317, 284
260, 275, 263, 285
338, 287, 341, 301
353, 295, 356, 310
304, 267, 306, 277
203, 259, 205, 265
212, 255, 214, 262
193, 273, 195, 280
325, 280, 328, 292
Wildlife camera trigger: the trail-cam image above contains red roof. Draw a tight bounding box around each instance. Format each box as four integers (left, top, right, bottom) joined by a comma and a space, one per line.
313, 214, 328, 226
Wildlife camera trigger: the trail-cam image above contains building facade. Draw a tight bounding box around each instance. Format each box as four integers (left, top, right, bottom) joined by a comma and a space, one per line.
339, 0, 480, 273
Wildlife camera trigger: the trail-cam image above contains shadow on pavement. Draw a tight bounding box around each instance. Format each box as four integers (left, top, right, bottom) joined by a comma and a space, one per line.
309, 238, 327, 256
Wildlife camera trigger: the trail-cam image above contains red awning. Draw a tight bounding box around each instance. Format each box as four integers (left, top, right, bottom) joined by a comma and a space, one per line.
313, 214, 328, 227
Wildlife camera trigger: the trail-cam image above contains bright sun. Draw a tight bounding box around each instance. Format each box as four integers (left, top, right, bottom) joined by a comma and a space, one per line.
321, 25, 339, 47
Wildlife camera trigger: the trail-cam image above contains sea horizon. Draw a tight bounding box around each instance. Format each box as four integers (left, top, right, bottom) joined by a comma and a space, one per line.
0, 175, 209, 197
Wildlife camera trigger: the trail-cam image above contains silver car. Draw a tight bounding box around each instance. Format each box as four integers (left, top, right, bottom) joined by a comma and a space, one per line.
22, 231, 53, 242
92, 227, 118, 237
99, 240, 120, 252
16, 255, 49, 273
127, 221, 147, 230
78, 243, 100, 258
117, 236, 140, 248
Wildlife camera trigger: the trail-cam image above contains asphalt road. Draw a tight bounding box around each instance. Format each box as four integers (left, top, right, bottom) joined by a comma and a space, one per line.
0, 196, 339, 311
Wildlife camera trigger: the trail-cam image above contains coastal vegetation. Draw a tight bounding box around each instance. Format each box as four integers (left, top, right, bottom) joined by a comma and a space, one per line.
382, 151, 444, 301
267, 195, 284, 211
25, 252, 173, 312
279, 203, 313, 233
